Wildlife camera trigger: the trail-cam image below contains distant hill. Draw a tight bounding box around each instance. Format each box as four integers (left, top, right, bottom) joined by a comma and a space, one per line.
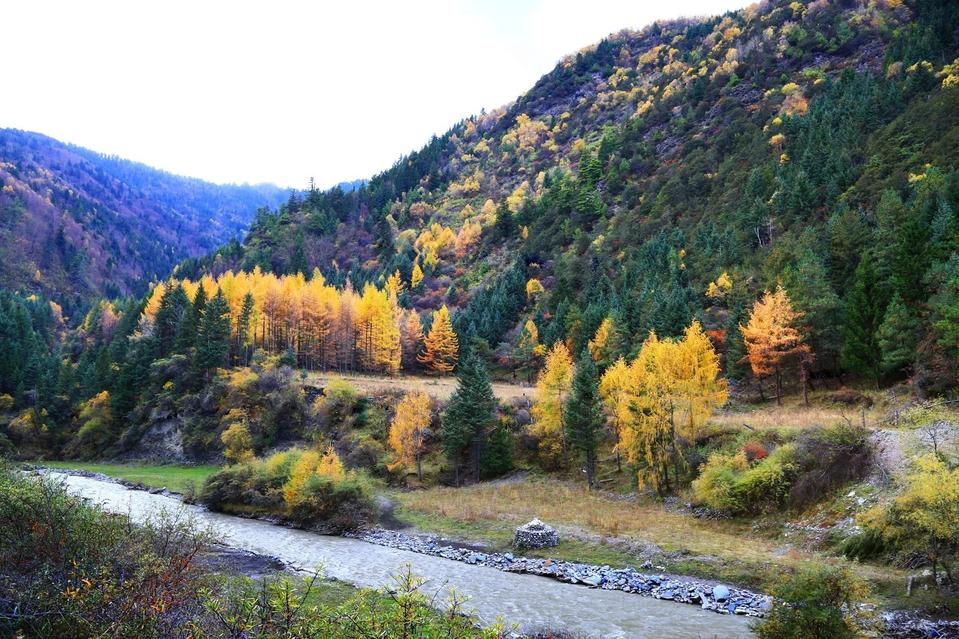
0, 129, 288, 308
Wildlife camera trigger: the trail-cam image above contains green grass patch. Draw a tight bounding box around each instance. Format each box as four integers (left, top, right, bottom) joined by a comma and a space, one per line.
38, 461, 220, 494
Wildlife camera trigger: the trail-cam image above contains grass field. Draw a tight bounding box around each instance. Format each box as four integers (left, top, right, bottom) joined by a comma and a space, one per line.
39, 461, 220, 494
308, 371, 533, 403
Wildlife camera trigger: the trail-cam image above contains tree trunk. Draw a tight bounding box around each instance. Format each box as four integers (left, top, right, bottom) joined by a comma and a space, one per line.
775, 369, 783, 406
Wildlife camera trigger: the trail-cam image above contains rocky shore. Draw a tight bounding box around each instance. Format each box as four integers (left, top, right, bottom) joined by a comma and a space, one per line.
349, 528, 772, 617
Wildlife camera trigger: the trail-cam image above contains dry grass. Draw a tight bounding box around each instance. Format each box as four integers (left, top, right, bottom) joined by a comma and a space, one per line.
712, 391, 890, 432
307, 372, 533, 403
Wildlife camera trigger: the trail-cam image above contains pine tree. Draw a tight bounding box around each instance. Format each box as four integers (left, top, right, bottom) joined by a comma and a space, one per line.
236, 292, 255, 366
587, 314, 625, 370
155, 283, 189, 357
841, 256, 887, 387
565, 350, 603, 489
442, 352, 496, 484
194, 288, 231, 380
176, 283, 207, 354
877, 292, 918, 377
515, 318, 545, 382
494, 200, 515, 239
481, 420, 513, 478
418, 305, 459, 374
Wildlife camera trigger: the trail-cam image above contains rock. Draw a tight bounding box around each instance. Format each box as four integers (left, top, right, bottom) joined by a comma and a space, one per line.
583, 574, 603, 587
712, 585, 730, 601
513, 518, 559, 549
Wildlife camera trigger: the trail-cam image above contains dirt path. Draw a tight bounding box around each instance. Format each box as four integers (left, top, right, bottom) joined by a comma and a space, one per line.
307, 372, 533, 403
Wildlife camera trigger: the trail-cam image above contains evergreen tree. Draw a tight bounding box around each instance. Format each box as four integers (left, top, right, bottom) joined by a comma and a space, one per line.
841, 255, 888, 386
441, 352, 496, 484
236, 292, 255, 366
481, 421, 513, 479
877, 292, 918, 377
564, 350, 603, 489
155, 283, 189, 357
175, 284, 207, 354
194, 288, 231, 381
493, 200, 515, 239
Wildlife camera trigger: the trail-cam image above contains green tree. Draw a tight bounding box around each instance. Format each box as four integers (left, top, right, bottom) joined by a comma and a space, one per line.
235, 292, 255, 366
194, 289, 231, 381
176, 284, 207, 354
877, 292, 918, 377
442, 352, 496, 484
754, 565, 866, 639
493, 200, 515, 240
154, 283, 189, 357
841, 255, 887, 385
564, 350, 603, 489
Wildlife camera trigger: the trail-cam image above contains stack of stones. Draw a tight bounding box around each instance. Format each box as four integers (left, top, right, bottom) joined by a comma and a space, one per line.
513, 518, 560, 549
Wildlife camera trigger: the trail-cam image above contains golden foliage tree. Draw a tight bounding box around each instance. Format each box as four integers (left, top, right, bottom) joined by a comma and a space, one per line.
598, 356, 631, 471
516, 319, 546, 382
618, 322, 728, 494
283, 450, 322, 505
388, 391, 432, 480
740, 285, 811, 405
400, 310, 424, 371
317, 444, 345, 480
411, 258, 425, 290
221, 419, 254, 464
530, 341, 574, 467
418, 305, 459, 374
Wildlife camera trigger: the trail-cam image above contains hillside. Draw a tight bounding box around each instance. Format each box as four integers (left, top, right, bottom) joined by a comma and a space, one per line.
0, 129, 288, 309
180, 0, 959, 392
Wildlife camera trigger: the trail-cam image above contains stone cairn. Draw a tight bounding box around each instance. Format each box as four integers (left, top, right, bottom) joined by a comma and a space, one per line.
513, 518, 560, 549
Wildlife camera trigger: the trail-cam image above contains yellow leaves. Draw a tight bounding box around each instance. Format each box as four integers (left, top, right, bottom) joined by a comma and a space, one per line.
411, 258, 424, 290
415, 223, 457, 266
473, 138, 490, 154
454, 220, 482, 258
571, 138, 587, 155
525, 278, 545, 299
740, 285, 809, 379
388, 391, 432, 476
507, 181, 530, 213
938, 57, 959, 87
221, 420, 254, 464
587, 318, 613, 363
317, 444, 345, 480
418, 305, 459, 374
781, 82, 800, 94
283, 445, 345, 505
385, 270, 405, 299
355, 283, 401, 375
531, 342, 574, 465
768, 133, 786, 147
706, 271, 733, 300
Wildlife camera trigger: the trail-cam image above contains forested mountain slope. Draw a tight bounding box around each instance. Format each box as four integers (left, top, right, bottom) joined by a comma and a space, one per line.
0, 129, 287, 309
181, 0, 959, 390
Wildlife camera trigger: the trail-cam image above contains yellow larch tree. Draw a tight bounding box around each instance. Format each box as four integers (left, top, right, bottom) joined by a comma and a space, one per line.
388, 391, 432, 481
740, 285, 811, 405
418, 305, 459, 374
411, 258, 425, 290
598, 356, 634, 472
400, 310, 425, 371
530, 341, 575, 467
283, 449, 322, 505
317, 444, 345, 480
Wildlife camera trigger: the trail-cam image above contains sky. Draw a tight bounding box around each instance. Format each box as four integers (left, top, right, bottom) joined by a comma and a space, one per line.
4, 0, 748, 188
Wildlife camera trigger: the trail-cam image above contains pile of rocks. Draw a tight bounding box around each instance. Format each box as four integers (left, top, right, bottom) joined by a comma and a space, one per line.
350, 528, 771, 618
513, 518, 559, 549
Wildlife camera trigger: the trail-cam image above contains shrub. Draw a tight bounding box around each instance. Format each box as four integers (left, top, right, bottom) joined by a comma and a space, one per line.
754, 565, 867, 639
692, 451, 749, 512
692, 445, 797, 515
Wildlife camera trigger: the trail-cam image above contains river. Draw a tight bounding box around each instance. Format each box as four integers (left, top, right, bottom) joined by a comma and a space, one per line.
54, 472, 753, 639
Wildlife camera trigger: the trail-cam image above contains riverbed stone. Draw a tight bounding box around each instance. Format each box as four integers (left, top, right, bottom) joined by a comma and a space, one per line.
513, 518, 560, 549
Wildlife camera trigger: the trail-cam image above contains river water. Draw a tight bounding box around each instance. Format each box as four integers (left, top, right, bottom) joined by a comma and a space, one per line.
54, 472, 753, 638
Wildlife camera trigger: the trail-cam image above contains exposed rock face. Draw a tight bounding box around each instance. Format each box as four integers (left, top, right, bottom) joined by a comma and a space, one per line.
514, 518, 560, 549
126, 418, 186, 462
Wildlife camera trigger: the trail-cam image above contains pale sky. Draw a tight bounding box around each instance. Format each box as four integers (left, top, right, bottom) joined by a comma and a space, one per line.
4, 0, 748, 188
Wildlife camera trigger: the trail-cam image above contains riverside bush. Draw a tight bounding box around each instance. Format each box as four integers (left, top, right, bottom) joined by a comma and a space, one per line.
692, 445, 797, 515
200, 447, 375, 532
753, 565, 867, 639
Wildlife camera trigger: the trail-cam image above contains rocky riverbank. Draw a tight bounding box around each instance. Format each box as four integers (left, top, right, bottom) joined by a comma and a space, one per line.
348, 528, 772, 618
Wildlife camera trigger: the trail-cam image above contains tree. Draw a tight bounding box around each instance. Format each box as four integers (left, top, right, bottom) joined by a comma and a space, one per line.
411, 258, 424, 290
317, 444, 345, 479
530, 342, 574, 467
400, 311, 425, 371
418, 305, 459, 374
493, 200, 515, 239
154, 283, 189, 357
740, 286, 811, 405
873, 454, 959, 587
565, 350, 603, 488
587, 315, 625, 370
176, 283, 207, 354
515, 319, 545, 382
221, 420, 254, 464
194, 288, 231, 380
877, 292, 918, 377
442, 353, 496, 484
235, 292, 255, 366
841, 256, 887, 387
70, 390, 114, 457
599, 356, 631, 472
388, 392, 432, 481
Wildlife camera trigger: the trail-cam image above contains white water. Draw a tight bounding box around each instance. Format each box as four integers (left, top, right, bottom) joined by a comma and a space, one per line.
54, 473, 753, 639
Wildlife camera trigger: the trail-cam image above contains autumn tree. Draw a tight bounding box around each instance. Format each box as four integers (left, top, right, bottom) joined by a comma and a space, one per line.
388, 391, 432, 481
419, 305, 459, 374
70, 390, 114, 457
531, 341, 574, 467
599, 356, 631, 472
411, 258, 425, 290
515, 319, 545, 382
221, 419, 254, 464
317, 444, 345, 480
565, 350, 603, 488
587, 314, 625, 370
400, 310, 425, 371
740, 286, 811, 405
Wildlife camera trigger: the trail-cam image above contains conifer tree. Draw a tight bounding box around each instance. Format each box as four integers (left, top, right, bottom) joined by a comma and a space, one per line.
494, 200, 515, 239
740, 286, 812, 404
565, 350, 603, 489
411, 258, 425, 290
236, 292, 255, 366
388, 391, 431, 481
442, 352, 496, 483
531, 341, 574, 467
841, 256, 887, 387
419, 305, 459, 374
877, 292, 918, 377
587, 314, 625, 370
515, 318, 545, 382
155, 283, 189, 357
194, 288, 231, 380
176, 283, 207, 354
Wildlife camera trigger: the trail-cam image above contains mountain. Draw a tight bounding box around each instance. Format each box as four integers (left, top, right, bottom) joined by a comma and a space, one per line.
182, 0, 959, 387
0, 129, 288, 309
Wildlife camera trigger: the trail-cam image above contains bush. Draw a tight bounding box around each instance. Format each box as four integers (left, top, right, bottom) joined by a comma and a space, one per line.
790, 422, 870, 508
200, 447, 376, 533
0, 465, 207, 638
754, 565, 867, 639
692, 445, 797, 515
